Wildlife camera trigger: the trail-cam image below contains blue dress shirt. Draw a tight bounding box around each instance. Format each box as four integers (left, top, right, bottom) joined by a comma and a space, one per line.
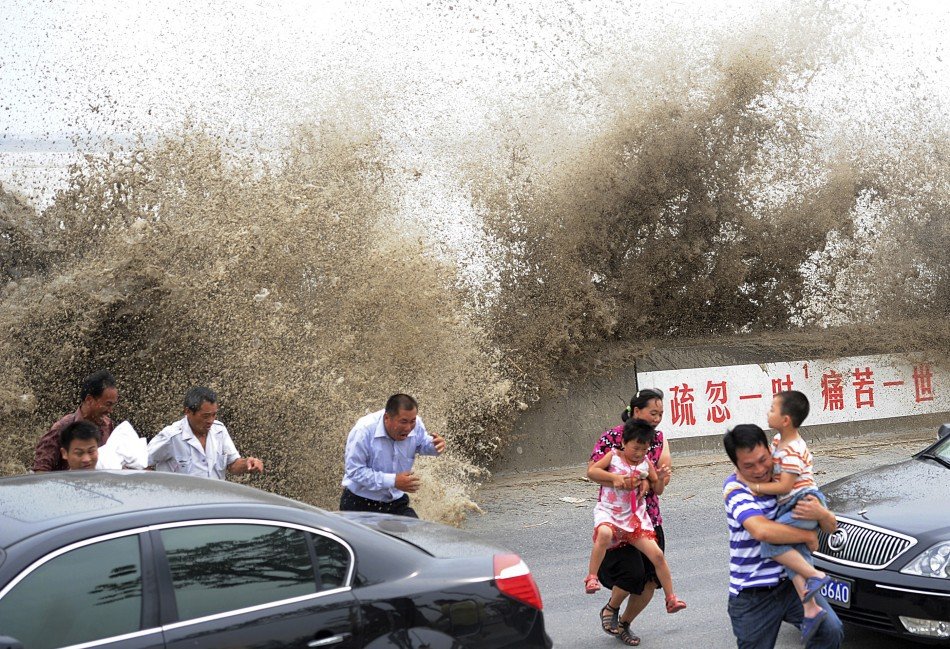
341, 409, 439, 502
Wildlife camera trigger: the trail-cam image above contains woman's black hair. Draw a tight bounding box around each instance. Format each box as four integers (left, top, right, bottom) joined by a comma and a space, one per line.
621, 387, 664, 422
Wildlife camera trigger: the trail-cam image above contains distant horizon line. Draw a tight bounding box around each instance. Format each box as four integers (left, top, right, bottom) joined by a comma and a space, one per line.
0, 133, 143, 153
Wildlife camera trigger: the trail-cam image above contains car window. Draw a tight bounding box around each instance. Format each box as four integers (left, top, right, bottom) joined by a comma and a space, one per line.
934, 435, 950, 461
161, 523, 317, 621
312, 533, 350, 589
0, 534, 142, 649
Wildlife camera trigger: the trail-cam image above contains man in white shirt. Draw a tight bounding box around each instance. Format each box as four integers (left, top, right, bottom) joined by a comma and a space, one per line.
147, 387, 264, 480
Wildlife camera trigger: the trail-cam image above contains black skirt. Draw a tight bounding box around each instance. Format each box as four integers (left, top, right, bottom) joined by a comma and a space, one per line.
597, 525, 665, 595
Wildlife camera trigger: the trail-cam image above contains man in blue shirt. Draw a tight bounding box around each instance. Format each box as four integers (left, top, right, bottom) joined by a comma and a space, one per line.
340, 393, 446, 518
723, 424, 844, 648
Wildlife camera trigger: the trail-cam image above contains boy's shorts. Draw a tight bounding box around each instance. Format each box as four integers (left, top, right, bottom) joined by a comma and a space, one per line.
759, 487, 827, 570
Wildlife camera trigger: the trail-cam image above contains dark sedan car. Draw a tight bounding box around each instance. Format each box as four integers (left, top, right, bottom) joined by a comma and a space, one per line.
0, 471, 551, 649
814, 425, 950, 644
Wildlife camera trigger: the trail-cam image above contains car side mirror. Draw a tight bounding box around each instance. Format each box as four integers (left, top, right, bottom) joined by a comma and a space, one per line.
939, 424, 950, 440
0, 636, 24, 649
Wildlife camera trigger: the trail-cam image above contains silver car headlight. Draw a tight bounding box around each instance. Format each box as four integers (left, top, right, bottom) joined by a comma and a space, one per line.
900, 541, 950, 579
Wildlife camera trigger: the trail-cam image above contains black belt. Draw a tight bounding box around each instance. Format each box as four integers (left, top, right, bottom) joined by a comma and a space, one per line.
739, 579, 788, 594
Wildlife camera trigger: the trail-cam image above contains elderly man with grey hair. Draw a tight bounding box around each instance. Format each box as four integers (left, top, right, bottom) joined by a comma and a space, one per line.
147, 386, 263, 479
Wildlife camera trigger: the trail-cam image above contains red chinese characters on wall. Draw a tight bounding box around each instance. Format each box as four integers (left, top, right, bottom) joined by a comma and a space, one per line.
660, 359, 939, 428
705, 380, 731, 423
821, 370, 845, 411
771, 374, 793, 394
669, 383, 697, 426
914, 363, 934, 403
853, 367, 875, 408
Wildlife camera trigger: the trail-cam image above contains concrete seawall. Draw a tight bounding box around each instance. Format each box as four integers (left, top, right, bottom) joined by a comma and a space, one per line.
489, 335, 949, 476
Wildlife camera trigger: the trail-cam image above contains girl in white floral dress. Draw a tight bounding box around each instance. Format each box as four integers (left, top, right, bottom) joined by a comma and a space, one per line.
585, 419, 686, 615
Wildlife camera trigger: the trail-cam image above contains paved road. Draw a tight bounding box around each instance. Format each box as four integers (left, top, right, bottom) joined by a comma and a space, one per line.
461, 429, 939, 649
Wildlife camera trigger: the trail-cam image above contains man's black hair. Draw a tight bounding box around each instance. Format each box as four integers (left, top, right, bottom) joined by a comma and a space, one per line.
723, 423, 769, 466
385, 394, 418, 416
184, 386, 218, 412
80, 370, 116, 402
59, 419, 102, 450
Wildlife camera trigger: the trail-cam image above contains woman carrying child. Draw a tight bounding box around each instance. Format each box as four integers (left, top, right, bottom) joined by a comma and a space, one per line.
587, 389, 679, 646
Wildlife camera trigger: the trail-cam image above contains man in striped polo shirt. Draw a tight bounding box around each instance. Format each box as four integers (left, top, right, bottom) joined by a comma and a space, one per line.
723, 424, 844, 648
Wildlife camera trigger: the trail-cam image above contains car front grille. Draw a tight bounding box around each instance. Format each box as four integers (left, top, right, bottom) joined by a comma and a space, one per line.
815, 516, 917, 569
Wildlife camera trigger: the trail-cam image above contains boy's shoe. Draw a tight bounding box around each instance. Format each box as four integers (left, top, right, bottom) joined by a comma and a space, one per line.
803, 575, 832, 602
801, 608, 827, 643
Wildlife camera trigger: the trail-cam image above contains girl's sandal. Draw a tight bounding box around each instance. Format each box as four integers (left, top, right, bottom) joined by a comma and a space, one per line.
599, 602, 619, 635
584, 574, 601, 594
665, 593, 687, 613
618, 622, 641, 646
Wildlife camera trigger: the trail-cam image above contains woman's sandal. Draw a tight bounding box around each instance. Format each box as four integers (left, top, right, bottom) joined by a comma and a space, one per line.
665, 593, 687, 613
599, 602, 619, 635
584, 574, 602, 594
618, 622, 641, 646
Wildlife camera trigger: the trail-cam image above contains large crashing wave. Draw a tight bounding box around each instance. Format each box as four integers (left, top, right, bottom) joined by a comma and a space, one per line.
0, 127, 502, 517
465, 2, 949, 402
1, 3, 947, 519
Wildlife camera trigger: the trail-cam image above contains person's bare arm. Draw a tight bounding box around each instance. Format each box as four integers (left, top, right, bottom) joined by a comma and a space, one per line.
792, 495, 837, 534
587, 452, 629, 489
587, 452, 614, 484
227, 456, 264, 475
655, 437, 672, 486
743, 515, 819, 549
748, 471, 797, 497
647, 460, 665, 496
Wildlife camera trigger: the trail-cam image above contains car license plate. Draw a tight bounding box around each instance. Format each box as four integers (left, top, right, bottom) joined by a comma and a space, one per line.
820, 575, 853, 609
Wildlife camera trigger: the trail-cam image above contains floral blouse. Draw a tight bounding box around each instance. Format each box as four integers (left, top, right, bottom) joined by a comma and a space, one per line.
590, 424, 665, 527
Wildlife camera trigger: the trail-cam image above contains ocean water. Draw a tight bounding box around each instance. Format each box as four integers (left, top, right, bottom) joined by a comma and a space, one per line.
0, 1, 948, 521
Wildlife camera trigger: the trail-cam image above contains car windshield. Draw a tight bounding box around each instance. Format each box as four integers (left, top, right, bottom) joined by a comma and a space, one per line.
918, 433, 950, 467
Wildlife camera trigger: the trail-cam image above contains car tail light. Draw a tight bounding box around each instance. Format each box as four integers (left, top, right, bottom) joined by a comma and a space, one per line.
493, 553, 543, 610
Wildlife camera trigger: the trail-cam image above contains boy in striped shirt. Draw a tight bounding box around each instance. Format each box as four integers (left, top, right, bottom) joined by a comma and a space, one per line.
723, 423, 842, 648
744, 391, 833, 641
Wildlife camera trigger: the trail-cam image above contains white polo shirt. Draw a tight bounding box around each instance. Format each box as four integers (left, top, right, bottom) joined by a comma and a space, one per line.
147, 416, 240, 480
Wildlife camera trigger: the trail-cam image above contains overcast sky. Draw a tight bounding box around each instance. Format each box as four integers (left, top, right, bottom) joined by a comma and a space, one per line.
1, 0, 948, 221
1, 1, 946, 149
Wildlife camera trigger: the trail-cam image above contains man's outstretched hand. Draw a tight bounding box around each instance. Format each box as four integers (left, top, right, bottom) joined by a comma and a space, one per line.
396, 471, 421, 493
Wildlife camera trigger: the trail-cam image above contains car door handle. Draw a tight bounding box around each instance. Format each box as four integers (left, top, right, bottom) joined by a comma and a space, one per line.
307, 634, 351, 647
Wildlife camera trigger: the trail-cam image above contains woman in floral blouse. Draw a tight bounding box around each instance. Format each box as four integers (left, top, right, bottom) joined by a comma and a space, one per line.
588, 388, 672, 646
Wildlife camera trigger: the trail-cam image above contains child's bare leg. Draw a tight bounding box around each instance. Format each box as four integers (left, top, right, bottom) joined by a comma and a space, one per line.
632, 537, 674, 595
774, 548, 828, 616
588, 525, 614, 576
773, 548, 825, 581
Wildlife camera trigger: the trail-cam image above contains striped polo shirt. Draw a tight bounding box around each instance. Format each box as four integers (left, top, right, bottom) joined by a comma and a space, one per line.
723, 474, 784, 596
771, 433, 816, 505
